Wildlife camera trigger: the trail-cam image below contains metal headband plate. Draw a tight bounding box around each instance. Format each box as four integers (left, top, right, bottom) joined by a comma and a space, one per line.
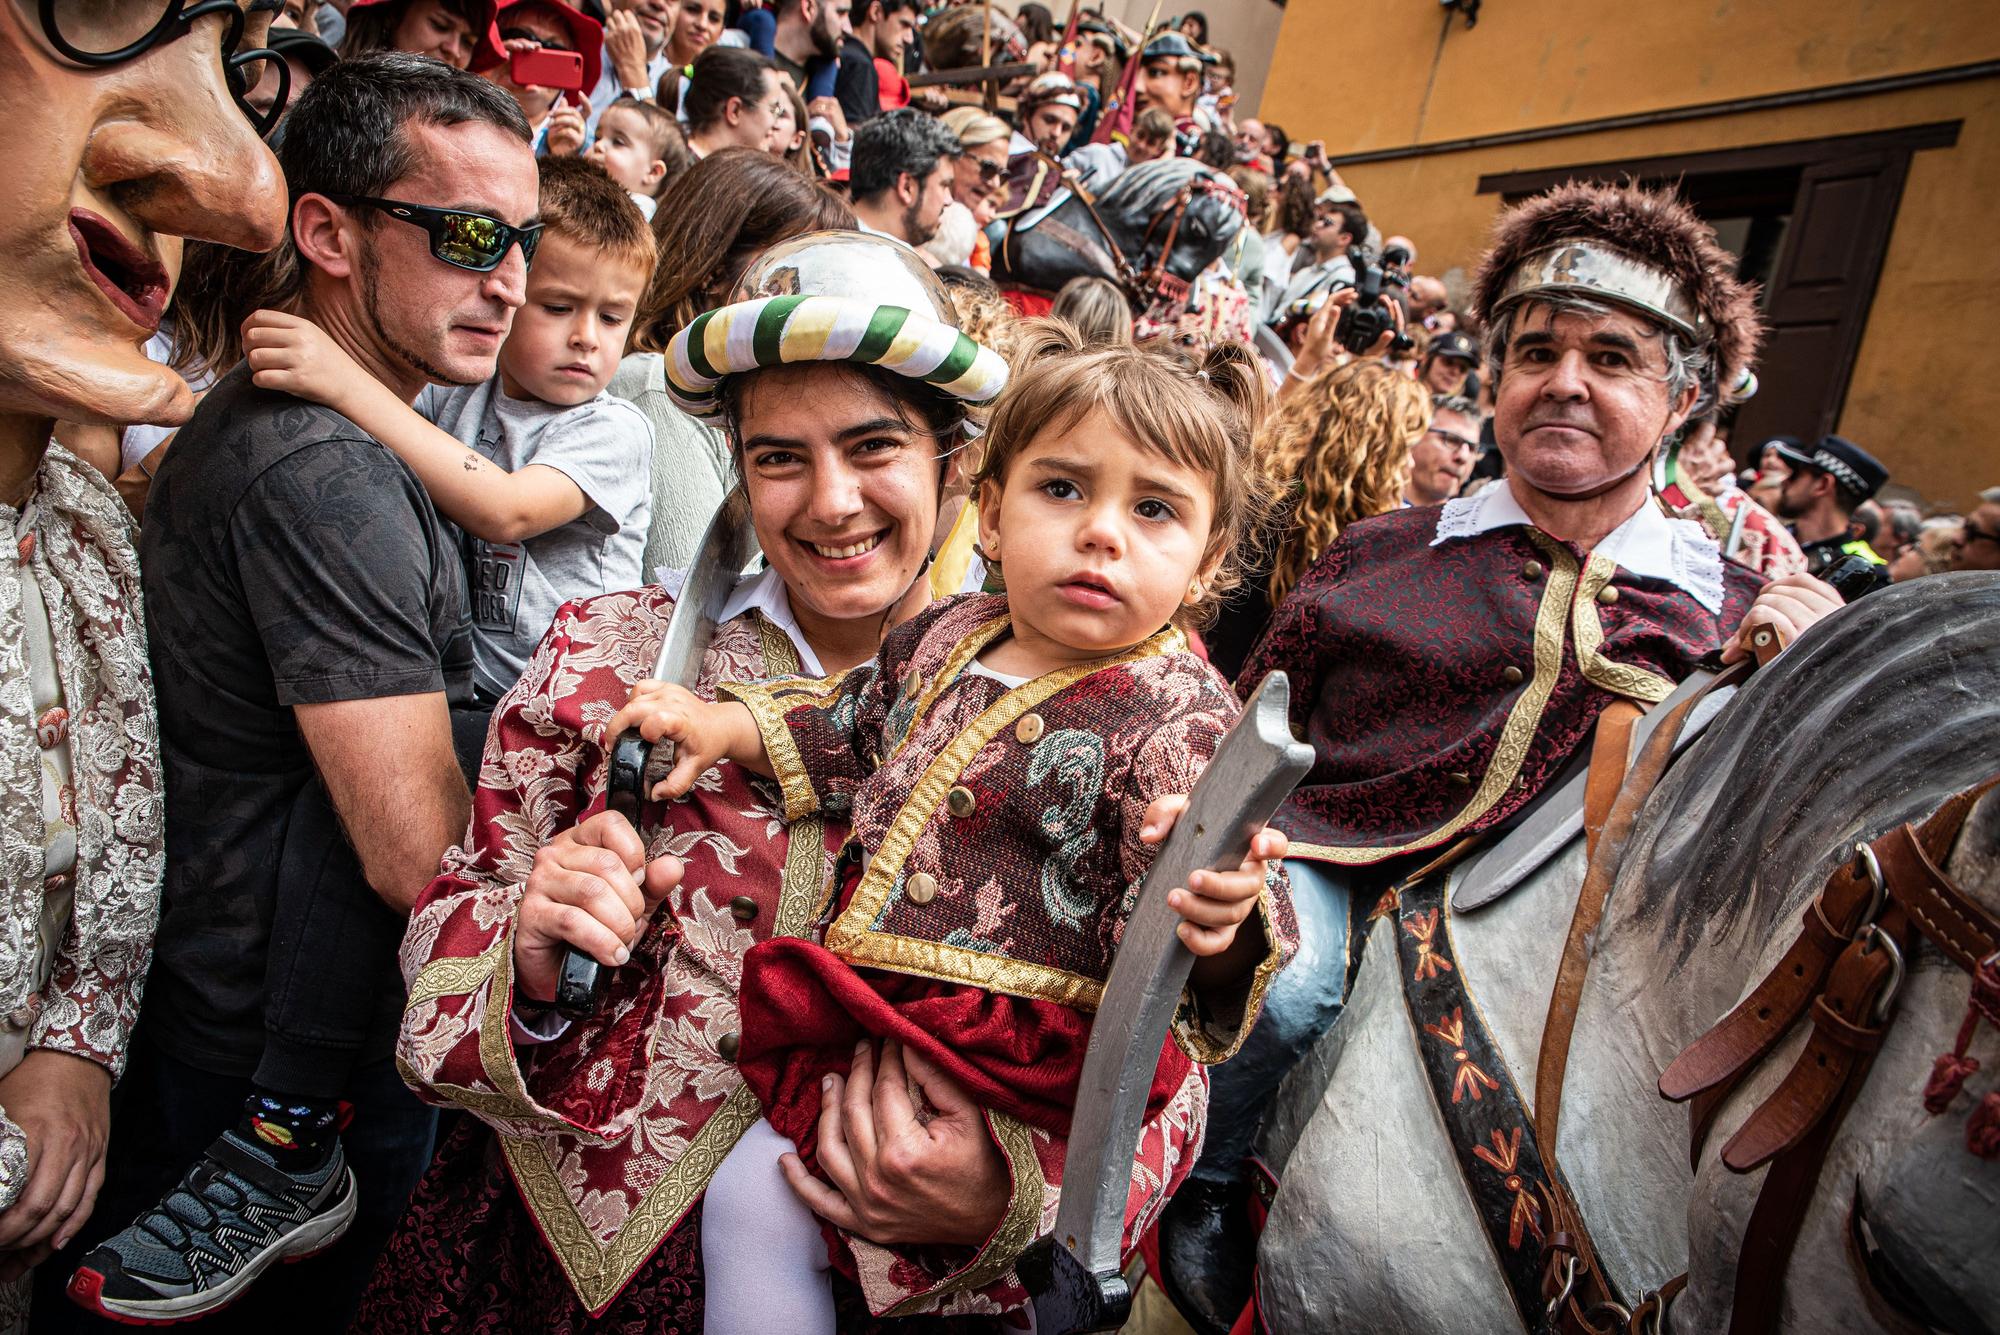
1492, 242, 1706, 342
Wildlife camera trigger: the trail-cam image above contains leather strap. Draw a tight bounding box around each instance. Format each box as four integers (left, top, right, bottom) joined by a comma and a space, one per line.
1536, 672, 1740, 1172
1583, 702, 1642, 865
1659, 775, 2000, 1155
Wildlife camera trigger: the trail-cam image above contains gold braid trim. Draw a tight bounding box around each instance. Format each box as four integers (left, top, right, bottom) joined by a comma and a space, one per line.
405, 933, 506, 1012
879, 1109, 1045, 1316
717, 677, 833, 821
1571, 552, 1675, 704
1290, 535, 1581, 866
502, 610, 839, 1311
503, 1085, 762, 1312
823, 622, 1186, 1008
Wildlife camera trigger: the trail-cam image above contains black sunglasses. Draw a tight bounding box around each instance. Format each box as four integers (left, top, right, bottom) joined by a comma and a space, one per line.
38, 0, 290, 138
324, 195, 543, 273
973, 159, 1007, 184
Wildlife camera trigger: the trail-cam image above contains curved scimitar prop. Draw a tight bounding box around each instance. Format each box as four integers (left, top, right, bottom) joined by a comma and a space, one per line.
1022, 671, 1314, 1334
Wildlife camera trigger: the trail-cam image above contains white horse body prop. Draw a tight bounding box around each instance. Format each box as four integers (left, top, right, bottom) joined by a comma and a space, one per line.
1255, 573, 2000, 1333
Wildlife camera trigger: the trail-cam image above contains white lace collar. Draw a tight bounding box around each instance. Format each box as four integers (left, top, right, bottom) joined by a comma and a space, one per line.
1432, 483, 1725, 614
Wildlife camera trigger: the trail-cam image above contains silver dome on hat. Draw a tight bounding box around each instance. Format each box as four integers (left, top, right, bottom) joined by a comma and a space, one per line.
730, 230, 960, 329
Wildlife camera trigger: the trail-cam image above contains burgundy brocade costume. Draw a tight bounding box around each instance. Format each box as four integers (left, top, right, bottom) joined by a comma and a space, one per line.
724, 594, 1295, 1166
364, 588, 1237, 1329
1239, 497, 1761, 864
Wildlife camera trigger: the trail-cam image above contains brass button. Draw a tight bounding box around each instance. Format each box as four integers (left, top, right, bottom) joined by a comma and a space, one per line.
1015, 713, 1045, 744
1522, 560, 1544, 580
1501, 665, 1525, 686
946, 785, 976, 818
1596, 585, 1620, 605
729, 895, 758, 923
716, 1031, 740, 1062
906, 871, 938, 904
1448, 771, 1471, 787
901, 673, 922, 700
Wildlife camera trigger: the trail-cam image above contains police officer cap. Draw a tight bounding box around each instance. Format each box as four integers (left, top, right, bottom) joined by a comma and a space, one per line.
1772, 434, 1888, 501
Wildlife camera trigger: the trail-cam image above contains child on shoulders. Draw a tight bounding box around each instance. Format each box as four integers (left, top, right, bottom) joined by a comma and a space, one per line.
245, 157, 658, 730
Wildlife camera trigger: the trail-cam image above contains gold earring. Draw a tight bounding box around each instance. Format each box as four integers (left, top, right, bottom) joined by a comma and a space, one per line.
1187, 580, 1203, 602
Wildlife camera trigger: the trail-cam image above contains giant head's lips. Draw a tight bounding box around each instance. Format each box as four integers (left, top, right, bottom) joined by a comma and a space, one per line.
68, 209, 170, 333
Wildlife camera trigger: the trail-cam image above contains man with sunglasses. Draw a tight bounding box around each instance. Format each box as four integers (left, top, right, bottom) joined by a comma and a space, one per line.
61, 54, 538, 1328
1952, 486, 2000, 572
1404, 394, 1481, 508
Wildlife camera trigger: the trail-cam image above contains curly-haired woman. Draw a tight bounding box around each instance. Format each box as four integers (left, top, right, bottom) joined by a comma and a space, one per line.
1205, 359, 1431, 678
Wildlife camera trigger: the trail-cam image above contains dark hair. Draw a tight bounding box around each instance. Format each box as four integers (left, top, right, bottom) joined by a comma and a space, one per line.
170, 52, 531, 378
876, 0, 921, 16
339, 0, 486, 58
1195, 129, 1233, 170
1264, 121, 1290, 164
537, 157, 657, 278
632, 148, 856, 353
850, 108, 962, 202
722, 362, 967, 464
1015, 2, 1055, 46
1328, 201, 1369, 245
1178, 9, 1208, 42
684, 46, 776, 133
1430, 393, 1478, 419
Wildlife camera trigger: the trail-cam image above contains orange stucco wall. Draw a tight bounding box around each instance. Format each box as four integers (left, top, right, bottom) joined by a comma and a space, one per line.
1256, 2, 2000, 509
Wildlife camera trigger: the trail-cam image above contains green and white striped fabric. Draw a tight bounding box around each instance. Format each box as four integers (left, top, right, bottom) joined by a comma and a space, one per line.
663, 294, 1009, 421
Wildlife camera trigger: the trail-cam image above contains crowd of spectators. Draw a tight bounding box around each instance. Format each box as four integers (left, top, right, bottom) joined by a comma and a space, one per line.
11, 3, 1989, 1333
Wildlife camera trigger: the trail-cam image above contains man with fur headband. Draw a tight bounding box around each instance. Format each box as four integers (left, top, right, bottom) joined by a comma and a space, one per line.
1154, 181, 1846, 1335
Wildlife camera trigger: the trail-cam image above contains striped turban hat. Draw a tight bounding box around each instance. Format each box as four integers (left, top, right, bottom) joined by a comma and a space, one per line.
664, 230, 1009, 426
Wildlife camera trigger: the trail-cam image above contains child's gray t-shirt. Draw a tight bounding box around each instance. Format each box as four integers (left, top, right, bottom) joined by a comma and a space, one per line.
418, 381, 653, 698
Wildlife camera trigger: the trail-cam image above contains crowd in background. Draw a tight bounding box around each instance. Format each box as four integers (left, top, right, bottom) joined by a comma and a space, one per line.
10, 2, 1996, 1332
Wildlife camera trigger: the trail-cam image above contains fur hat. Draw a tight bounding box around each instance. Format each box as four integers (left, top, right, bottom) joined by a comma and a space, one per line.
1472, 182, 1763, 407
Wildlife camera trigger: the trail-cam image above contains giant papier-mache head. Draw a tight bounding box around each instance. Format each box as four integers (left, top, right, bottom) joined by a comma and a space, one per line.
1472, 181, 1764, 411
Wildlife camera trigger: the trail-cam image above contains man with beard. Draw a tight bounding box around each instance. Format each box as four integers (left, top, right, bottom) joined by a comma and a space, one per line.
1157, 180, 1845, 1335
62, 55, 533, 1327
770, 0, 849, 94
997, 72, 1084, 217
850, 107, 961, 247
1770, 434, 1891, 576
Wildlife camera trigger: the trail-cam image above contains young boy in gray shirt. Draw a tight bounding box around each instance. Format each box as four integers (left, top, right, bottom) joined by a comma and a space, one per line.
243, 158, 656, 737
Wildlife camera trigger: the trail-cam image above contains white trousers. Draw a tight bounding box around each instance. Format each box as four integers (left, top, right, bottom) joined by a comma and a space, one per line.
702, 1117, 834, 1333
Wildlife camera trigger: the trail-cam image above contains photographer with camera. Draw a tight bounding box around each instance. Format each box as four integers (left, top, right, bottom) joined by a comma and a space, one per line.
1268, 199, 1366, 333
1276, 259, 1410, 404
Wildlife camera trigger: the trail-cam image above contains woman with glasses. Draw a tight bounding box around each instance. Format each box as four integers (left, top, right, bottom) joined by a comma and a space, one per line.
932, 107, 1008, 273
339, 0, 496, 67
0, 2, 288, 1325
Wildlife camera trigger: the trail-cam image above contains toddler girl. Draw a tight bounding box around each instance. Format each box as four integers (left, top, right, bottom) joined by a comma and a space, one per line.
606, 325, 1292, 1328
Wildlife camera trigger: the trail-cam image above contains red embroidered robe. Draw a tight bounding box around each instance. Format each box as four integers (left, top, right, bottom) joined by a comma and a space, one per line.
722, 595, 1295, 1283
381, 587, 1223, 1323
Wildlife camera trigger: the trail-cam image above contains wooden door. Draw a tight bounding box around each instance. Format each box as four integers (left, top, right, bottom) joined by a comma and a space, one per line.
1729, 150, 1912, 451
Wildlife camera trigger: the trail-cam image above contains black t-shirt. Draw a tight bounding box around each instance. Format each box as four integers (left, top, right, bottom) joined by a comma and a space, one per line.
834, 34, 879, 126
139, 363, 473, 1075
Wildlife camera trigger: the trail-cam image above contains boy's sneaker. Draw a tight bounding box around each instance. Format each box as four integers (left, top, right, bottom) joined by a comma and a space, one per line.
67, 1128, 356, 1325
